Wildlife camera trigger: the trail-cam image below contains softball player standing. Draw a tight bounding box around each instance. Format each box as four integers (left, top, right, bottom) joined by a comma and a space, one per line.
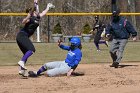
92, 16, 108, 51
106, 9, 137, 68
28, 37, 82, 77
16, 0, 55, 76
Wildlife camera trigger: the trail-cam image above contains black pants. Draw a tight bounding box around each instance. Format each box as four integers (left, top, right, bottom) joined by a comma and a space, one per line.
16, 32, 35, 54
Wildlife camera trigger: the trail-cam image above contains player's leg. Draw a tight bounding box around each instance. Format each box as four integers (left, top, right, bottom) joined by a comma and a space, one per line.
116, 39, 128, 64
46, 61, 71, 77
99, 40, 108, 47
110, 39, 119, 67
36, 61, 64, 76
16, 34, 29, 76
94, 40, 100, 51
17, 36, 35, 69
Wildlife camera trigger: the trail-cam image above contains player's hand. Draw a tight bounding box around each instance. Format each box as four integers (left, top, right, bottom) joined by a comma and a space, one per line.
132, 37, 137, 41
67, 69, 74, 77
47, 3, 55, 10
58, 39, 63, 46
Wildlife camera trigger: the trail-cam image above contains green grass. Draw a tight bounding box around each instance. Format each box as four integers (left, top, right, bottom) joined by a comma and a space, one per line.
0, 42, 140, 66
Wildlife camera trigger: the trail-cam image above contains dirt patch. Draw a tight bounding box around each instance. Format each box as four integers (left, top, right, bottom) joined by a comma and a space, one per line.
0, 63, 140, 93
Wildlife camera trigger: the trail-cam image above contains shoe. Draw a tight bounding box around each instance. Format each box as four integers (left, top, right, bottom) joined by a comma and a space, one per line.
110, 62, 115, 67
19, 70, 24, 75
19, 69, 28, 77
18, 61, 27, 70
110, 62, 119, 68
97, 49, 101, 52
114, 62, 119, 68
28, 71, 38, 77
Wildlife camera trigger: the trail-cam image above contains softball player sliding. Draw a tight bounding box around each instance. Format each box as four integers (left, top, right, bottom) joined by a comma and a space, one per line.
16, 0, 55, 77
28, 37, 82, 77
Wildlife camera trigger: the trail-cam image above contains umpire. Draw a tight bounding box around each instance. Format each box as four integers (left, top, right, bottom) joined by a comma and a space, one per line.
106, 9, 137, 68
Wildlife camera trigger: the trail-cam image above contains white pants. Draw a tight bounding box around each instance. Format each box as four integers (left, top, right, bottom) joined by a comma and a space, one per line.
43, 61, 71, 77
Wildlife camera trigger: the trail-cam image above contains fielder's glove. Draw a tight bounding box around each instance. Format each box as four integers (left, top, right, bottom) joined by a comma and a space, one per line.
47, 3, 55, 10
58, 39, 63, 46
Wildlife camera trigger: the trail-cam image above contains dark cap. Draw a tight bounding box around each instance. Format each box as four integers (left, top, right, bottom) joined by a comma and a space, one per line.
112, 9, 121, 16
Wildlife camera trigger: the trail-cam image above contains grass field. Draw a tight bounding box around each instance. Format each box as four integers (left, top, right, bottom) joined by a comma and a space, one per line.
0, 41, 140, 66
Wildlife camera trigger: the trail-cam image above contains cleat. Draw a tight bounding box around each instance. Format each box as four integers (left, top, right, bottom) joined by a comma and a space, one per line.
19, 70, 25, 75
19, 69, 28, 77
110, 62, 119, 68
114, 62, 119, 68
110, 62, 115, 67
28, 71, 38, 77
18, 61, 27, 70
23, 70, 28, 77
97, 49, 101, 52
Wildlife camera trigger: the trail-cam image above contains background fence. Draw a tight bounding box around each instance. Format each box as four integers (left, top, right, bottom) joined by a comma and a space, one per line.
0, 12, 140, 42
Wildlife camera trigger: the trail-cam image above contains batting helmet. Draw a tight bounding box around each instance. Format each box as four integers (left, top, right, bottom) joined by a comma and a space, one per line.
70, 37, 81, 47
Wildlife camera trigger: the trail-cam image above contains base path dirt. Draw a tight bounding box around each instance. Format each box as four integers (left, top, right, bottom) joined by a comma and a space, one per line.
0, 63, 140, 93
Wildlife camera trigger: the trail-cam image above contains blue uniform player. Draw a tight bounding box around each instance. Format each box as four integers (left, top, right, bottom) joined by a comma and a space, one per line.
106, 9, 137, 68
28, 37, 82, 77
16, 0, 55, 77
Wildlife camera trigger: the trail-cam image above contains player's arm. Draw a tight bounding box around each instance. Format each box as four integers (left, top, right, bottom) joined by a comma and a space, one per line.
22, 13, 31, 24
67, 52, 82, 76
67, 69, 74, 76
59, 45, 70, 50
125, 20, 137, 41
58, 39, 70, 50
105, 24, 112, 39
39, 3, 55, 17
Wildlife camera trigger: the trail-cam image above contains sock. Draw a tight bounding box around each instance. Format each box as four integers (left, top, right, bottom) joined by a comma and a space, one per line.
21, 50, 33, 62
37, 66, 47, 75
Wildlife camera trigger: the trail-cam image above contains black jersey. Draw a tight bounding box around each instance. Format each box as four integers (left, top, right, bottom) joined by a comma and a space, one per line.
21, 15, 40, 37
93, 21, 105, 42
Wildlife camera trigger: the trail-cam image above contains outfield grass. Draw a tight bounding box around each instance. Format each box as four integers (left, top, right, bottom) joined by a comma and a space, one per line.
0, 42, 140, 66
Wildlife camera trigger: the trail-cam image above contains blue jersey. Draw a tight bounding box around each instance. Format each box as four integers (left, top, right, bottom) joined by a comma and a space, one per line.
59, 44, 82, 68
106, 17, 137, 39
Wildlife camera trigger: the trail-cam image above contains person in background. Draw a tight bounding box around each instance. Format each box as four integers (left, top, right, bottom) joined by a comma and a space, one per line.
91, 16, 108, 51
106, 8, 137, 68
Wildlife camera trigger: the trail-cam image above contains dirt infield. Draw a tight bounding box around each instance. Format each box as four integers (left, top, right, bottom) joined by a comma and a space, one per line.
0, 63, 140, 93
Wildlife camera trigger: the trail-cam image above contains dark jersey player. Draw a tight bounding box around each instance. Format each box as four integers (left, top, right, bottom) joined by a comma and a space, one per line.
16, 1, 55, 77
